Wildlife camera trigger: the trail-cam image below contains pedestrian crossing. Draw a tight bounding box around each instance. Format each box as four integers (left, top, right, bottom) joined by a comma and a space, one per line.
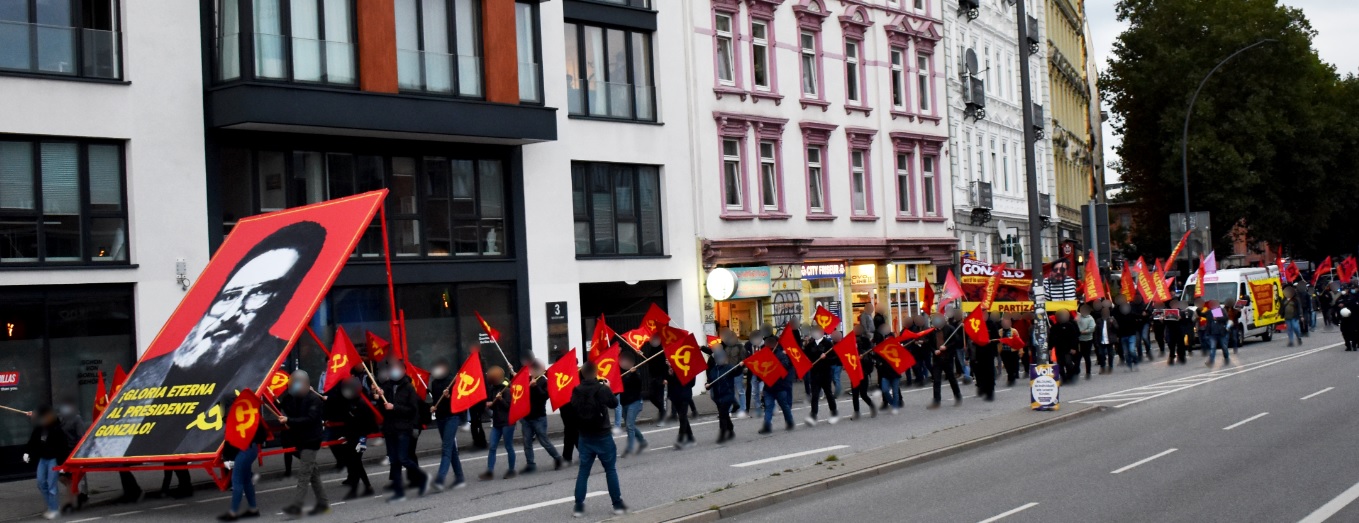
1072, 344, 1337, 408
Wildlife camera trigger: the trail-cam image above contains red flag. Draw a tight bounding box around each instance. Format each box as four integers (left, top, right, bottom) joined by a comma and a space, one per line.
1286, 261, 1301, 284
1167, 228, 1193, 269
1152, 268, 1172, 303
811, 305, 841, 333
639, 304, 671, 335
590, 344, 624, 395
979, 263, 1008, 311
225, 389, 262, 450
921, 282, 936, 314
706, 335, 722, 349
590, 315, 617, 353
963, 306, 991, 346
1341, 257, 1358, 285
323, 328, 363, 392
407, 362, 430, 399
872, 338, 915, 375
777, 323, 813, 379
1000, 331, 1026, 350
831, 335, 864, 388
546, 349, 580, 411
743, 348, 787, 387
92, 370, 109, 420
448, 352, 487, 414
474, 311, 501, 343
365, 331, 391, 362
1194, 255, 1207, 298
663, 331, 707, 386
111, 365, 128, 397
1082, 250, 1106, 302
620, 328, 650, 352
1313, 256, 1333, 287
1276, 246, 1288, 284
1120, 261, 1135, 301
506, 368, 532, 426
896, 327, 936, 344
939, 270, 965, 312
264, 369, 291, 398
1134, 258, 1157, 303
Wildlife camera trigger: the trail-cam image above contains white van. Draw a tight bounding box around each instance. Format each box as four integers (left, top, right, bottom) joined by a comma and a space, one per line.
1182, 266, 1283, 342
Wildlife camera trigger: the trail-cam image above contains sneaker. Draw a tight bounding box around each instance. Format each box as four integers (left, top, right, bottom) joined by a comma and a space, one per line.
804, 416, 816, 428
637, 442, 648, 453
757, 426, 772, 435
654, 419, 667, 428
621, 449, 632, 458
282, 505, 303, 516
891, 408, 900, 416
554, 457, 563, 471
217, 513, 240, 522
613, 505, 629, 515
927, 401, 941, 410
573, 505, 585, 518
522, 465, 537, 474
240, 509, 260, 519
828, 415, 840, 425
42, 510, 58, 521
386, 496, 407, 504
503, 470, 517, 480
612, 427, 624, 436
308, 505, 330, 516
736, 411, 749, 419
431, 481, 445, 493
450, 480, 466, 490
479, 471, 494, 481
418, 477, 429, 497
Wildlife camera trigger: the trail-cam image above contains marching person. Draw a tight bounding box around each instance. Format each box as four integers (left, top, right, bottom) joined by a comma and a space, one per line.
742, 331, 767, 418
218, 398, 267, 521
381, 359, 429, 501
26, 405, 67, 520
462, 347, 488, 450
55, 398, 88, 512
618, 353, 648, 456
706, 349, 738, 443
667, 362, 696, 449
1050, 310, 1080, 383
1113, 298, 1141, 370
1339, 287, 1359, 350
522, 361, 563, 473
803, 327, 839, 426
571, 363, 627, 518
481, 366, 517, 480
1202, 301, 1231, 366
905, 316, 932, 388
850, 324, 878, 419
1094, 304, 1117, 373
973, 317, 999, 401
930, 315, 963, 408
643, 337, 668, 426
718, 331, 746, 417
428, 358, 466, 491
1164, 302, 1187, 365
278, 370, 328, 516
1283, 286, 1303, 347
329, 377, 376, 499
998, 316, 1024, 385
759, 334, 797, 434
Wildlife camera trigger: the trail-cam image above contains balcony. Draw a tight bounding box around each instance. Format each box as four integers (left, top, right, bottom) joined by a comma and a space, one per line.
397, 49, 481, 97
519, 62, 542, 104
568, 79, 656, 122
0, 21, 121, 80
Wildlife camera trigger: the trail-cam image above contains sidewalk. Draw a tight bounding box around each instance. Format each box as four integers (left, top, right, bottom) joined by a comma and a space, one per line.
610, 403, 1105, 523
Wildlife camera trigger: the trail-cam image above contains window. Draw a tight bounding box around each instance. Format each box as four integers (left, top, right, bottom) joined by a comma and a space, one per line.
244, 0, 356, 85
850, 150, 868, 215
990, 138, 997, 188
1002, 142, 1010, 191
593, 0, 650, 7
806, 146, 825, 213
896, 153, 911, 214
758, 141, 779, 211
0, 137, 128, 265
976, 134, 985, 181
916, 54, 931, 112
515, 2, 540, 103
0, 0, 121, 79
751, 20, 770, 91
571, 162, 663, 256
722, 139, 744, 210
890, 48, 905, 108
922, 156, 937, 215
714, 12, 735, 85
844, 40, 861, 104
564, 22, 655, 121
914, 0, 924, 9
799, 31, 818, 97
983, 47, 991, 91
395, 0, 481, 96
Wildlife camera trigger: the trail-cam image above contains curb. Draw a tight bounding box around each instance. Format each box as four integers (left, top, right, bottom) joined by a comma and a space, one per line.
624, 404, 1106, 523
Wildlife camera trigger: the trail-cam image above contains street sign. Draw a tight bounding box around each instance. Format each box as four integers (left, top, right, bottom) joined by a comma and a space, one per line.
1030, 363, 1060, 411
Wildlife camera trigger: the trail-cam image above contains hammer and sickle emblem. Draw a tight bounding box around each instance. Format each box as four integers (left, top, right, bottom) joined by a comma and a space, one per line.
186, 404, 224, 431
670, 348, 692, 375
511, 384, 525, 403
661, 329, 680, 346
788, 348, 803, 363
880, 347, 900, 366
757, 361, 774, 375
597, 358, 615, 379
454, 373, 478, 399
968, 318, 982, 332
232, 403, 258, 439
816, 314, 832, 329
268, 373, 289, 394
845, 353, 859, 370
554, 373, 572, 391
329, 353, 349, 374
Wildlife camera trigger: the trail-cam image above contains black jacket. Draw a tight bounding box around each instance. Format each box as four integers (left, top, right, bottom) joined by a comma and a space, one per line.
666, 370, 693, 402
620, 371, 644, 405
527, 378, 550, 420
429, 374, 457, 419
804, 338, 836, 381
487, 381, 512, 428
380, 377, 421, 434
324, 392, 378, 441
571, 379, 618, 437
279, 392, 324, 451
1050, 320, 1080, 352
27, 422, 69, 462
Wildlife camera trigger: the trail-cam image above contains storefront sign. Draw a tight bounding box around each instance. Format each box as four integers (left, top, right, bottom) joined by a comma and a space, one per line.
802, 263, 846, 279
707, 267, 772, 301
0, 371, 17, 391
1030, 364, 1060, 411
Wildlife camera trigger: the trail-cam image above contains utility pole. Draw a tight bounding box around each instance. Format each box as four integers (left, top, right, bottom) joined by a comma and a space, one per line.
1014, 0, 1046, 363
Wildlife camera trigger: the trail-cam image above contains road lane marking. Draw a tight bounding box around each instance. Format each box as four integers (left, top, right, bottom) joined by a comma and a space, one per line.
1302, 387, 1335, 400
68, 518, 102, 523
443, 492, 604, 523
1224, 412, 1269, 430
731, 445, 849, 468
1076, 344, 1337, 408
1299, 479, 1359, 523
108, 510, 144, 517
152, 503, 186, 510
978, 502, 1039, 523
1111, 448, 1178, 474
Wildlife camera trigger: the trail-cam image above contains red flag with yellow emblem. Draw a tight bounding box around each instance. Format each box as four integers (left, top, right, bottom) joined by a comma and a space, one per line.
590, 344, 623, 394
225, 389, 262, 450
92, 370, 109, 420
590, 315, 618, 353
264, 369, 291, 398
639, 304, 671, 335
475, 311, 501, 343
365, 331, 390, 362
872, 338, 915, 375
620, 328, 651, 352
831, 335, 864, 388
811, 305, 841, 334
506, 368, 532, 425
743, 348, 787, 387
777, 323, 812, 379
448, 352, 487, 414
324, 327, 363, 392
111, 365, 128, 398
963, 305, 991, 346
663, 330, 706, 386
546, 349, 580, 411
979, 262, 1007, 311
1082, 250, 1106, 303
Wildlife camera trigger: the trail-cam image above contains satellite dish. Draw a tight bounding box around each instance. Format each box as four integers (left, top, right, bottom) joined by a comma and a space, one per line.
996, 218, 1009, 235
965, 49, 979, 75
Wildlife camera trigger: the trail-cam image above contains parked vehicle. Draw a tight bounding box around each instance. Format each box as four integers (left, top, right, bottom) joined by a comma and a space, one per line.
1182, 266, 1284, 343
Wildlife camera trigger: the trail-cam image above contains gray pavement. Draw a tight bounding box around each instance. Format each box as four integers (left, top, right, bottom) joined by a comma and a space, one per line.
6, 328, 1332, 522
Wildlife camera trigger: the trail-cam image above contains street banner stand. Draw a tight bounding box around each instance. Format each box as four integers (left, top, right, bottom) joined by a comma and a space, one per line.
1247, 276, 1284, 329
960, 259, 1078, 313
1029, 364, 1060, 411
61, 191, 394, 492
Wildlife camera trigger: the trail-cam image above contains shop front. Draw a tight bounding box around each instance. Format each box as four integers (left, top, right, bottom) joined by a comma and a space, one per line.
705, 265, 771, 338
801, 262, 847, 333
886, 261, 936, 331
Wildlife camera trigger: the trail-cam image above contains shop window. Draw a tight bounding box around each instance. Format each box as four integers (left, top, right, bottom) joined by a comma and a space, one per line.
0, 137, 128, 265
0, 0, 122, 80
571, 162, 663, 257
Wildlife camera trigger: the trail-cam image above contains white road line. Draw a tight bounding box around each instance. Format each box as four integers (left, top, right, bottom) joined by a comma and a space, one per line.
1302, 387, 1335, 400
443, 492, 604, 523
731, 445, 849, 468
1224, 412, 1269, 431
1111, 448, 1178, 474
151, 503, 186, 510
1299, 479, 1359, 523
107, 510, 144, 517
68, 518, 102, 523
978, 502, 1039, 523
1076, 344, 1337, 408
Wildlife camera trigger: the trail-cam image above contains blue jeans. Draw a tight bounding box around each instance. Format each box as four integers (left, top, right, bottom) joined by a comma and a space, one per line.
1138, 324, 1152, 353
1205, 334, 1230, 363
762, 388, 793, 429
487, 425, 515, 473
747, 376, 763, 413
1287, 318, 1302, 344
386, 430, 426, 497
830, 365, 843, 396
734, 377, 747, 413
1120, 336, 1139, 367
880, 377, 902, 408
957, 348, 972, 379
613, 394, 622, 427
36, 458, 58, 512
521, 417, 560, 466
622, 401, 646, 452
435, 415, 465, 485
574, 434, 624, 510
231, 444, 259, 513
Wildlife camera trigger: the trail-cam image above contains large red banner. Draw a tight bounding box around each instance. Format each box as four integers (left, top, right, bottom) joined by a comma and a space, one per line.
68, 191, 386, 465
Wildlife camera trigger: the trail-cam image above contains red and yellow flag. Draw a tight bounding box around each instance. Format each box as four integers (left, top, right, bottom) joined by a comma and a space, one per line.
963, 305, 991, 346
1166, 228, 1193, 271
1134, 258, 1157, 303
777, 323, 812, 379
590, 315, 618, 353
546, 349, 580, 411
264, 369, 291, 398
620, 328, 650, 352
743, 348, 787, 387
872, 338, 915, 375
897, 327, 936, 344
1082, 250, 1105, 303
1151, 267, 1173, 303
590, 344, 623, 395
506, 368, 532, 426
225, 389, 262, 450
831, 335, 864, 388
92, 370, 109, 420
979, 263, 1008, 311
811, 305, 841, 333
474, 311, 501, 343
1120, 261, 1136, 301
1194, 255, 1207, 298
663, 331, 707, 386
448, 352, 487, 414
324, 327, 363, 392
639, 304, 671, 335
365, 331, 390, 362
111, 365, 128, 398
921, 282, 936, 315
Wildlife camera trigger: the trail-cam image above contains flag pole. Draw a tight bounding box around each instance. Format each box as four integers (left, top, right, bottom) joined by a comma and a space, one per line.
613, 334, 646, 356
621, 350, 666, 376
377, 202, 400, 359
0, 405, 30, 416
702, 357, 749, 390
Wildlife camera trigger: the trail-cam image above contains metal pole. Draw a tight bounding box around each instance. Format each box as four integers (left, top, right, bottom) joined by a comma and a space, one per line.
1014, 0, 1047, 364
1180, 38, 1275, 265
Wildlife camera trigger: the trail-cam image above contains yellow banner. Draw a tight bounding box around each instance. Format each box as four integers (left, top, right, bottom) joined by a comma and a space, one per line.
1247, 277, 1283, 327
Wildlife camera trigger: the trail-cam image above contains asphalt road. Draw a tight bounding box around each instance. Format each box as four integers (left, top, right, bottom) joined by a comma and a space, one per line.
45, 330, 1327, 523
733, 329, 1359, 523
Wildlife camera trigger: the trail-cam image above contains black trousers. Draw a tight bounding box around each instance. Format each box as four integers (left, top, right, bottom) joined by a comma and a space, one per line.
850, 376, 876, 415
715, 400, 733, 438
1000, 350, 1020, 384
648, 378, 667, 418
672, 399, 693, 442
1153, 324, 1166, 352
468, 406, 487, 449
1078, 340, 1094, 376
974, 348, 997, 398
560, 406, 579, 461
335, 438, 371, 489
1167, 333, 1187, 363
932, 355, 961, 402
1057, 347, 1077, 382
808, 377, 838, 418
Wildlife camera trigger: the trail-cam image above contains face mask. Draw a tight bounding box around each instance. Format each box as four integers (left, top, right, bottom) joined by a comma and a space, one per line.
389, 368, 405, 381
1119, 305, 1131, 314
431, 367, 448, 379
58, 405, 74, 417
341, 388, 357, 399
932, 318, 946, 327
289, 383, 307, 396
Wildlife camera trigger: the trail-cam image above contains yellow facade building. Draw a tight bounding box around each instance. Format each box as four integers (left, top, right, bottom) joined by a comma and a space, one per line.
1045, 0, 1096, 245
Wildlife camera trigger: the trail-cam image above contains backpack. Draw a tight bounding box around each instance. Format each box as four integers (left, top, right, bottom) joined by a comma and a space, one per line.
574, 382, 606, 423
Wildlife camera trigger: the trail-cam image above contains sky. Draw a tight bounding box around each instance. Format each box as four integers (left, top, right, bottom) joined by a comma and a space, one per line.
1085, 0, 1359, 184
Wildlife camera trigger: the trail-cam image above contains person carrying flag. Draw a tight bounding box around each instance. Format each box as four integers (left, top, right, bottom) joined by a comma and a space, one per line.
522, 361, 564, 473
480, 366, 516, 480
427, 358, 466, 491
278, 371, 329, 516
380, 359, 429, 501
850, 324, 878, 419
667, 362, 696, 449
706, 350, 738, 443
643, 337, 668, 427
758, 335, 797, 434
618, 353, 648, 456
905, 316, 933, 388
999, 316, 1025, 385
930, 315, 963, 409
326, 377, 377, 500
971, 315, 1000, 401
571, 362, 626, 518
802, 327, 839, 427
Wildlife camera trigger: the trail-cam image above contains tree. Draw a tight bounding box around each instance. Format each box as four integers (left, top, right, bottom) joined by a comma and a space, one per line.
1101, 0, 1357, 260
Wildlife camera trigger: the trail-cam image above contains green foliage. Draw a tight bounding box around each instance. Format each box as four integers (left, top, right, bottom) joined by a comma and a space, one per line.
1101, 0, 1359, 258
